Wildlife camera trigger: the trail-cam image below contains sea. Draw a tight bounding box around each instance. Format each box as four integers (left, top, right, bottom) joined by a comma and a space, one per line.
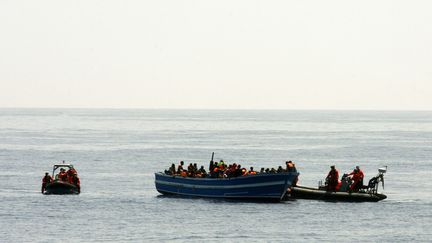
0, 109, 431, 242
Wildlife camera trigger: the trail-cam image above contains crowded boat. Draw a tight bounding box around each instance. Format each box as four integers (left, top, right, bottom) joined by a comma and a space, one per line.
164, 159, 298, 180
155, 154, 300, 201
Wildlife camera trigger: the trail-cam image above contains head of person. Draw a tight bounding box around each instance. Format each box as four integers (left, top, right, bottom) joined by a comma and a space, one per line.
356, 166, 360, 170
180, 161, 184, 165
250, 167, 254, 171
45, 172, 49, 176
331, 165, 335, 170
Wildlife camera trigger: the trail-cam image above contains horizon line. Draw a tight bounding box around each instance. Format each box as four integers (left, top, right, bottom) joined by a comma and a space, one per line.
0, 106, 431, 112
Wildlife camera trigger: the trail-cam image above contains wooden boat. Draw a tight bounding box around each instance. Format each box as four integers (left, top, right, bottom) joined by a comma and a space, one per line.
43, 163, 80, 195
290, 167, 387, 202
155, 172, 299, 202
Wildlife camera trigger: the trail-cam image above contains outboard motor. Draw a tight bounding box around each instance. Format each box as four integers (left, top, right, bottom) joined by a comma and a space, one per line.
367, 166, 387, 194
339, 173, 352, 192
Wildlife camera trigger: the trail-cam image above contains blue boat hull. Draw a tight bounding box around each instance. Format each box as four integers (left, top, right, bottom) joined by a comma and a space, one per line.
155, 172, 299, 201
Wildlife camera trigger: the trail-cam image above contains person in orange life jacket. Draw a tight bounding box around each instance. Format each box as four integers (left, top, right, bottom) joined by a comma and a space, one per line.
67, 167, 77, 176
67, 168, 77, 183
348, 166, 364, 192
57, 168, 68, 182
198, 166, 207, 178
248, 167, 257, 175
41, 172, 52, 193
241, 167, 248, 176
212, 166, 220, 178
326, 165, 339, 191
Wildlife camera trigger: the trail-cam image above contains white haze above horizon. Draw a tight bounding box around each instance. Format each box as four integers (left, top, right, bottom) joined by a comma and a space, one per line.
0, 0, 431, 110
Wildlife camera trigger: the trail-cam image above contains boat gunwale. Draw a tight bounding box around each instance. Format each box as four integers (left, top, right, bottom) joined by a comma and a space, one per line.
154, 171, 299, 181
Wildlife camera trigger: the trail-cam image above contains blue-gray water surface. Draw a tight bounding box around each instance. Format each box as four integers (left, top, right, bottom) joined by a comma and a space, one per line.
1, 109, 431, 242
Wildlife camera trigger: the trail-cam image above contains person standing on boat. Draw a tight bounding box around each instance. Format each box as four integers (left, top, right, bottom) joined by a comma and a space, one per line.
209, 160, 214, 173
286, 161, 297, 172
41, 172, 52, 193
349, 166, 364, 192
326, 165, 339, 191
71, 174, 80, 193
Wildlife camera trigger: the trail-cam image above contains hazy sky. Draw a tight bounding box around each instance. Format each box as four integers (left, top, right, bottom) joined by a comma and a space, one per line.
1, 0, 431, 109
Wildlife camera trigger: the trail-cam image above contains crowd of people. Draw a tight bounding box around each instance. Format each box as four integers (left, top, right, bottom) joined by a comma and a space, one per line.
164, 160, 297, 179
325, 165, 365, 192
41, 166, 81, 193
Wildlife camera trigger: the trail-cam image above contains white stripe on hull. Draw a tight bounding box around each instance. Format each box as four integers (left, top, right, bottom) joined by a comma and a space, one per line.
155, 180, 287, 189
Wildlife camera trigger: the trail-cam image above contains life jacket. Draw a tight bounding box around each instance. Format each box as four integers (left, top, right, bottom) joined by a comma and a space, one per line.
180, 171, 187, 177
249, 171, 257, 175
350, 170, 364, 182
327, 169, 339, 182
241, 168, 247, 176
67, 169, 77, 178
58, 172, 68, 181
68, 175, 75, 184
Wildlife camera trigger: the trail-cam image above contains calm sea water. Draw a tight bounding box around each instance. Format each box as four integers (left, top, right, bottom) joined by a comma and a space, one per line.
0, 109, 431, 242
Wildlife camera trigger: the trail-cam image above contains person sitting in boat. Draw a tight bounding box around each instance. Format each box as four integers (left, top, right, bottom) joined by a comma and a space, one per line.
223, 164, 235, 178
41, 172, 52, 193
187, 163, 195, 177
67, 166, 77, 176
326, 165, 339, 191
56, 168, 68, 182
197, 166, 207, 177
348, 166, 365, 192
241, 167, 248, 176
211, 166, 219, 178
66, 167, 78, 182
248, 167, 257, 175
165, 163, 176, 175
277, 166, 284, 173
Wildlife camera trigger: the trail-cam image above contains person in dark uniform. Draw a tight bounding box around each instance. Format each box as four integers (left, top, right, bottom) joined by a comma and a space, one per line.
41, 172, 52, 193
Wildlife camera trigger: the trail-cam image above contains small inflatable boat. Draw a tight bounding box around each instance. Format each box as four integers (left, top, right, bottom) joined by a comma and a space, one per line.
290, 166, 387, 202
42, 163, 80, 195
